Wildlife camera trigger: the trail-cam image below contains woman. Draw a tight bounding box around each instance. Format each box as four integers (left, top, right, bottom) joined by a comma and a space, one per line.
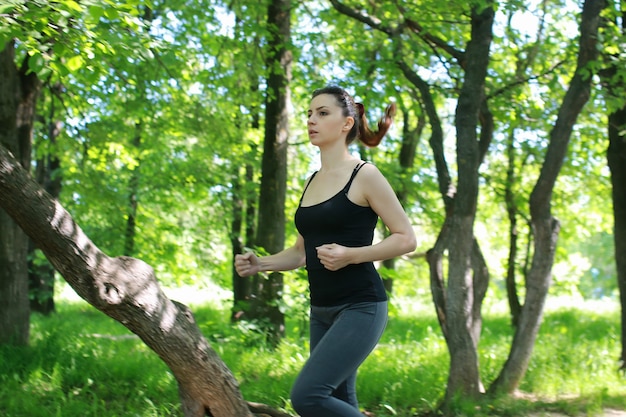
234, 85, 416, 417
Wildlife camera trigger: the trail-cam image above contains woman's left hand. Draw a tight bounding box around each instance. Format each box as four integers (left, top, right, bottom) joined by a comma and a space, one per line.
316, 243, 351, 271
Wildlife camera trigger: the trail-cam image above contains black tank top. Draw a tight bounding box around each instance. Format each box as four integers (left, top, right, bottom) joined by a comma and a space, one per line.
294, 162, 388, 307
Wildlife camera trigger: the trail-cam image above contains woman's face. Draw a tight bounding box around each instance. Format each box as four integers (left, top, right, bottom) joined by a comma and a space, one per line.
307, 94, 354, 147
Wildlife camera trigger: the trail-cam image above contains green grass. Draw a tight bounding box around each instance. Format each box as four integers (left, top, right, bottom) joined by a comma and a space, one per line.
1, 291, 624, 417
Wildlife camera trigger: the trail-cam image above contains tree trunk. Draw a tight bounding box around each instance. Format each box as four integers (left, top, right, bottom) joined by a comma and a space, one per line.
249, 0, 291, 345
29, 84, 64, 315
231, 24, 258, 320
489, 0, 607, 394
29, 114, 63, 315
604, 4, 626, 370
232, 158, 257, 321
0, 144, 261, 417
124, 122, 142, 257
230, 164, 250, 321
609, 100, 626, 372
443, 4, 494, 403
382, 99, 424, 292
504, 130, 522, 327
0, 41, 40, 345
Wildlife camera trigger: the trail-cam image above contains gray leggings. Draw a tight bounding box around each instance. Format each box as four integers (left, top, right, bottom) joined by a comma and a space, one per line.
290, 301, 388, 417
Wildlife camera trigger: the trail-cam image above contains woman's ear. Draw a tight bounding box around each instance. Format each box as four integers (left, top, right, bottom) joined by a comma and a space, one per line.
342, 116, 355, 131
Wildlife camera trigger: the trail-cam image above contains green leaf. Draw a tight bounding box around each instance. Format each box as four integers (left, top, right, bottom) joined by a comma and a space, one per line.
88, 5, 105, 21
28, 51, 45, 74
66, 55, 84, 71
0, 3, 16, 14
64, 0, 83, 13
104, 7, 119, 20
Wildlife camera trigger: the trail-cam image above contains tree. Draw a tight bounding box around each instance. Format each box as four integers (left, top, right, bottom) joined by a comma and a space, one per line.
0, 41, 40, 345
600, 0, 626, 371
29, 81, 64, 315
608, 77, 626, 372
248, 0, 292, 345
227, 4, 263, 322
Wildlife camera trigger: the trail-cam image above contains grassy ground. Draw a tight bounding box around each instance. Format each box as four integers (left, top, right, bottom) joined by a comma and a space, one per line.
0, 284, 624, 417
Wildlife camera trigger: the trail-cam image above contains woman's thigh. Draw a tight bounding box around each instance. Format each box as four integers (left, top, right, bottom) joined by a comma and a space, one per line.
300, 301, 388, 390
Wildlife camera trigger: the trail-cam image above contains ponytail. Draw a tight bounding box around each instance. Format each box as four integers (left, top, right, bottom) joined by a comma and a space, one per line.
357, 102, 397, 147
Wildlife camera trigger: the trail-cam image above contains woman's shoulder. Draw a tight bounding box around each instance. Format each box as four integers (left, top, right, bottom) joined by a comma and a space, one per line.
355, 162, 394, 196
357, 161, 383, 178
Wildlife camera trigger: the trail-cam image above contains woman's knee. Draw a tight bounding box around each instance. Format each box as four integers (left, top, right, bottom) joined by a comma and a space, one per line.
290, 385, 317, 415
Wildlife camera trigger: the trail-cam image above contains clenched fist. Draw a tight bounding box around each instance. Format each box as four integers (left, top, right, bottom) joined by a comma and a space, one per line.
234, 252, 260, 277
316, 243, 351, 271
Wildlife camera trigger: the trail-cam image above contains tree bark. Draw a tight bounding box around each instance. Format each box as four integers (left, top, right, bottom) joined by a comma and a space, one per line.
124, 121, 142, 257
0, 41, 40, 345
0, 144, 259, 417
230, 162, 253, 321
29, 111, 63, 315
604, 3, 626, 371
382, 97, 424, 293
609, 98, 626, 372
249, 0, 292, 345
504, 130, 522, 327
489, 0, 607, 394
443, 4, 494, 403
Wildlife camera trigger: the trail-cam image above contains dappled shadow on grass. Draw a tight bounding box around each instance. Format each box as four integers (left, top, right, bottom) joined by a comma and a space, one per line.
488, 391, 626, 417
2, 297, 623, 417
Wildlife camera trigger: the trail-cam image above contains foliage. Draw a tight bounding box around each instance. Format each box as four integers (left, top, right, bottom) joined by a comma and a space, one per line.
1, 0, 617, 295
0, 292, 624, 416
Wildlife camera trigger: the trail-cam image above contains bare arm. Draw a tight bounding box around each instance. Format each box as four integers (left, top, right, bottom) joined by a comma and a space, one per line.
235, 234, 306, 277
316, 164, 416, 271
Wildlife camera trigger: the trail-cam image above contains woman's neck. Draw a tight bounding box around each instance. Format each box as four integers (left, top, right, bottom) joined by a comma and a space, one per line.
318, 144, 357, 173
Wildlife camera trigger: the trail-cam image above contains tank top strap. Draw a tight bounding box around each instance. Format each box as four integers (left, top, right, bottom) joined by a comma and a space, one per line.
298, 171, 318, 206
343, 161, 368, 192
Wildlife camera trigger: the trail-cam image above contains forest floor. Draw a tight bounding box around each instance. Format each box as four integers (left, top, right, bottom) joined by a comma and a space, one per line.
513, 391, 626, 417
529, 411, 626, 417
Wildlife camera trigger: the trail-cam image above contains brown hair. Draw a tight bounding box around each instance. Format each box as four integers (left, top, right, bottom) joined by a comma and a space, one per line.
311, 85, 396, 147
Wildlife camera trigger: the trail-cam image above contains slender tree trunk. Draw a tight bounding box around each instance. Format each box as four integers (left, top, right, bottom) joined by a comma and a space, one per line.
249, 0, 292, 345
231, 164, 249, 321
230, 17, 258, 322
603, 3, 626, 368
232, 154, 258, 321
124, 122, 142, 256
609, 102, 626, 371
504, 130, 522, 327
490, 0, 607, 394
501, 13, 543, 329
396, 63, 454, 342
382, 100, 423, 292
29, 110, 63, 315
0, 41, 40, 345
